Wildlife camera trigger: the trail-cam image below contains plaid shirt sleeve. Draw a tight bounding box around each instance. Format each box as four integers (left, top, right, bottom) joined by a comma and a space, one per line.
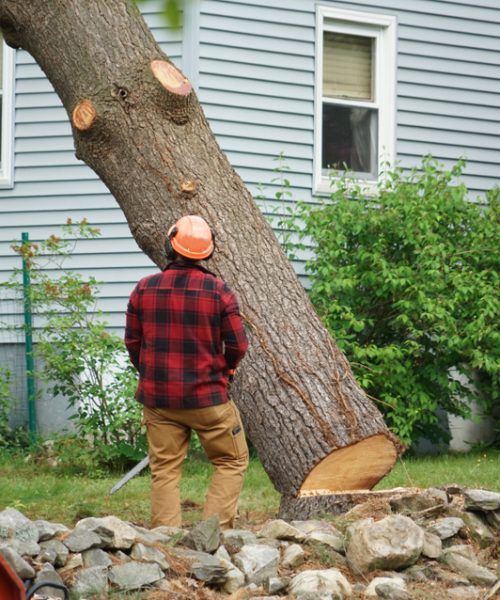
124, 283, 142, 370
220, 284, 248, 370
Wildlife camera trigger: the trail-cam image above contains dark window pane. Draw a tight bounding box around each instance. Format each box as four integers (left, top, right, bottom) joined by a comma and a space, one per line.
322, 103, 378, 177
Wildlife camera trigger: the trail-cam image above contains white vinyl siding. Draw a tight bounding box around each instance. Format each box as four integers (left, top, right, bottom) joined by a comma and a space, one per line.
0, 39, 15, 188
0, 5, 182, 337
0, 0, 499, 337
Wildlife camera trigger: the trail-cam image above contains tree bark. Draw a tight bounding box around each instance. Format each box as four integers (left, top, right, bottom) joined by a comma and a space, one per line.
279, 488, 419, 521
0, 0, 401, 505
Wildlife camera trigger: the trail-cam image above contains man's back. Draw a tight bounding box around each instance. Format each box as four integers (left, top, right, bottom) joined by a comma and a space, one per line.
125, 262, 248, 409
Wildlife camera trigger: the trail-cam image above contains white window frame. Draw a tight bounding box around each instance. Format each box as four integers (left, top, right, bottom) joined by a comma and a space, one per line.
0, 41, 15, 188
314, 7, 396, 194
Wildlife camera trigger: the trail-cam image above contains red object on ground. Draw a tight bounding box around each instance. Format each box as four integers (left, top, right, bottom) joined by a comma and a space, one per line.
0, 553, 26, 600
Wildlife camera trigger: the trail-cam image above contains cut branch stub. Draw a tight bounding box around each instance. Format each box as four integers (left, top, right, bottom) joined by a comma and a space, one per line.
151, 59, 192, 96
180, 180, 197, 193
151, 60, 192, 124
72, 99, 97, 131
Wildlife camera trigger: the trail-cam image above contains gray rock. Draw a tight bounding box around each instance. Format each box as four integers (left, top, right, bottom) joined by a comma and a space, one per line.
282, 543, 305, 568
234, 543, 280, 586
290, 594, 334, 600
346, 515, 424, 574
257, 519, 305, 542
485, 510, 500, 531
446, 544, 477, 562
222, 565, 245, 593
461, 511, 495, 547
365, 576, 407, 598
34, 520, 69, 542
151, 524, 185, 538
0, 545, 35, 579
256, 536, 282, 548
428, 565, 469, 586
74, 516, 114, 546
0, 508, 38, 542
113, 549, 131, 562
422, 530, 442, 559
182, 513, 221, 553
307, 530, 345, 553
464, 489, 500, 512
132, 524, 172, 545
175, 548, 227, 584
40, 539, 69, 567
288, 568, 352, 598
82, 547, 113, 568
390, 488, 448, 514
292, 519, 343, 537
10, 538, 40, 557
215, 545, 245, 593
37, 546, 57, 564
58, 553, 83, 573
374, 581, 411, 600
154, 579, 175, 593
267, 575, 289, 593
63, 526, 102, 553
108, 561, 164, 590
426, 517, 465, 539
130, 542, 169, 570
447, 586, 482, 599
403, 564, 430, 583
441, 549, 497, 586
221, 528, 257, 549
0, 508, 40, 556
33, 563, 66, 600
77, 515, 137, 550
214, 544, 231, 562
484, 580, 500, 599
71, 566, 108, 596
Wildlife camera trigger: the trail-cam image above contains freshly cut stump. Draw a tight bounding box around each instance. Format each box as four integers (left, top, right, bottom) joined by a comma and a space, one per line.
278, 434, 399, 520
300, 434, 398, 494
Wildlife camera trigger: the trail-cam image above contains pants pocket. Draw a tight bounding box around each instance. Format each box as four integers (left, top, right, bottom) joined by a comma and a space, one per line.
228, 403, 248, 459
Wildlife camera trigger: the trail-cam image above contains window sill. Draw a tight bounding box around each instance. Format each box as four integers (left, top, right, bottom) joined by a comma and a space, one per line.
314, 176, 379, 198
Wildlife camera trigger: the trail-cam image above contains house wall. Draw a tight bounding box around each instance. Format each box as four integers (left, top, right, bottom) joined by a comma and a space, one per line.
1, 0, 499, 331
0, 6, 182, 337
0, 0, 499, 434
197, 0, 500, 201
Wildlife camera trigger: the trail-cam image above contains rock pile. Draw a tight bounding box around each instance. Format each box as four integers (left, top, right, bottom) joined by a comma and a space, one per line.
0, 486, 498, 599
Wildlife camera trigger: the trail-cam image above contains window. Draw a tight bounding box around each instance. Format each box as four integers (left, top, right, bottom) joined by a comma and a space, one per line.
314, 8, 396, 192
0, 36, 15, 188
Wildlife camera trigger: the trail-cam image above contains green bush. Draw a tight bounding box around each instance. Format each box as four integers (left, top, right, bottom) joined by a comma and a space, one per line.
0, 367, 14, 447
287, 157, 499, 444
5, 220, 146, 469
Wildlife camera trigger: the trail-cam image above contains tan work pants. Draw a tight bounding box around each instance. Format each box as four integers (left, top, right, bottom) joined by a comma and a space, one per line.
143, 401, 249, 529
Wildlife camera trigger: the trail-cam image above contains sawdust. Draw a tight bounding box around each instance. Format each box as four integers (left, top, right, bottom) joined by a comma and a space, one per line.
343, 497, 392, 521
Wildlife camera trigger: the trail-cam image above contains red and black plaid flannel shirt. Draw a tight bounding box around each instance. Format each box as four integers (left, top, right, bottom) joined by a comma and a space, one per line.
125, 263, 248, 409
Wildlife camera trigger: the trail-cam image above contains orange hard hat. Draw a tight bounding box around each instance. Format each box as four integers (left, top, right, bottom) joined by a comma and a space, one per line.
167, 215, 214, 260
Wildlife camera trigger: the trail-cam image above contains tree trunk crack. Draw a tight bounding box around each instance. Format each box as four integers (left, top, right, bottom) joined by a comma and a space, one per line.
325, 335, 360, 432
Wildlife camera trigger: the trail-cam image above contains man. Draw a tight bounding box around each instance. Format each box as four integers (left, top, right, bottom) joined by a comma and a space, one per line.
125, 215, 249, 529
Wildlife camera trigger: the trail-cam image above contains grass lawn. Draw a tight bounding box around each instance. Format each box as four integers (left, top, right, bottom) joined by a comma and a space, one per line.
1, 448, 498, 528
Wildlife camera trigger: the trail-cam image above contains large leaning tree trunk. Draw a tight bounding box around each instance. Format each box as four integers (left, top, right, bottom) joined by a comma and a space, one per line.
0, 0, 402, 517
